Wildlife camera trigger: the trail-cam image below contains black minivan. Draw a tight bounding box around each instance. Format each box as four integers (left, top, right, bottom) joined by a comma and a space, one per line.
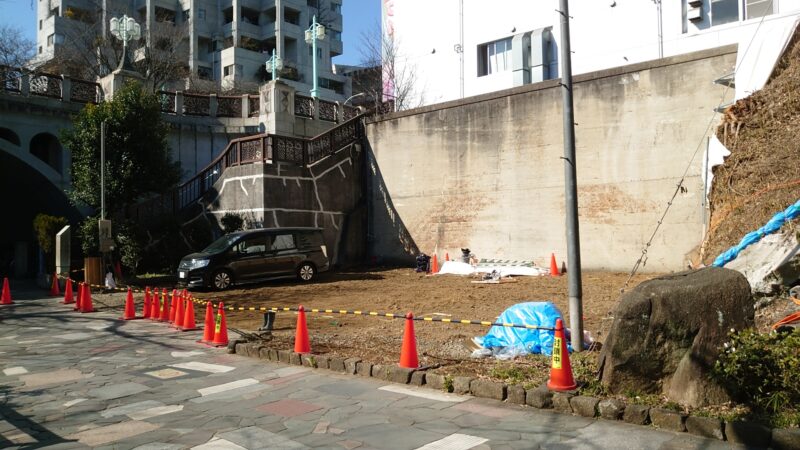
178, 228, 330, 290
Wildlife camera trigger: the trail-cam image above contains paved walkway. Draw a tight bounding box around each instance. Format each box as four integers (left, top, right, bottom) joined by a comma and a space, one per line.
0, 287, 744, 449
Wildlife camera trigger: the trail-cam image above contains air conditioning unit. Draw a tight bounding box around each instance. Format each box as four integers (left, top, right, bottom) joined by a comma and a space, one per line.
688, 5, 703, 22
688, 0, 703, 6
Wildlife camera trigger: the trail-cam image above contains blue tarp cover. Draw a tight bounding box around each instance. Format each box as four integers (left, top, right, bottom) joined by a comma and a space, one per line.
474, 301, 569, 356
713, 199, 800, 267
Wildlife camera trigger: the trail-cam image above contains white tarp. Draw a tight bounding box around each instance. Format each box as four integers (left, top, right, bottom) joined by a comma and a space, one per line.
705, 135, 731, 200
437, 261, 549, 277
735, 15, 799, 101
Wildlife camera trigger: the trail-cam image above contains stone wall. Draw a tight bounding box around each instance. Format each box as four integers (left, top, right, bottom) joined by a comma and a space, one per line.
365, 46, 737, 271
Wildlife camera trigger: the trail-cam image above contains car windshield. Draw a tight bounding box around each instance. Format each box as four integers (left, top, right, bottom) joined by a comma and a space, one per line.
202, 234, 240, 254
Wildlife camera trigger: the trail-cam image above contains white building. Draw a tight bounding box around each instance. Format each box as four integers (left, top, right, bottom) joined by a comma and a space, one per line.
36, 0, 349, 98
384, 0, 800, 106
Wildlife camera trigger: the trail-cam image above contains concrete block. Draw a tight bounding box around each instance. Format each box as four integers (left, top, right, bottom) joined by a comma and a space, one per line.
622, 404, 650, 425
525, 385, 552, 409
258, 347, 271, 360
410, 371, 426, 386
344, 358, 361, 375
268, 349, 279, 361
685, 416, 723, 440
649, 408, 686, 432
469, 379, 506, 401
289, 353, 302, 365
724, 421, 771, 447
329, 357, 346, 372
598, 398, 625, 420
301, 354, 318, 368
569, 396, 599, 418
552, 392, 574, 414
277, 350, 292, 364
772, 428, 800, 450
453, 377, 473, 395
425, 373, 447, 391
387, 366, 414, 384
371, 364, 389, 380
235, 343, 248, 355
355, 361, 372, 377
316, 355, 330, 369
507, 385, 526, 405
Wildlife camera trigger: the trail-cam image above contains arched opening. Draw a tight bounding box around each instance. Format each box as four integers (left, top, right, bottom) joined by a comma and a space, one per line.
0, 128, 20, 146
29, 132, 63, 174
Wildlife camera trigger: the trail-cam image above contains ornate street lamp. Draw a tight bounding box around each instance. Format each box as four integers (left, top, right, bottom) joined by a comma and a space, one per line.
109, 15, 141, 71
265, 49, 284, 81
304, 15, 325, 98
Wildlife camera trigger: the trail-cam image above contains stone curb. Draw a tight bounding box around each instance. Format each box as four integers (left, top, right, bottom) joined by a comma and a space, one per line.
232, 342, 792, 448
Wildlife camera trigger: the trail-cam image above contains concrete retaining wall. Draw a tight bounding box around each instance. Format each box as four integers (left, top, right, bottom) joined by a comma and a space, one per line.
365, 46, 737, 271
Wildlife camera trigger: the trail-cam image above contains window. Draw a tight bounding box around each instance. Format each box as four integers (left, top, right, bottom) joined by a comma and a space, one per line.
236, 236, 266, 254
39, 20, 42, 30
477, 38, 512, 76
198, 8, 206, 19
331, 2, 342, 13
746, 0, 773, 19
329, 30, 341, 41
710, 0, 738, 26
47, 34, 54, 46
270, 234, 295, 251
182, 9, 189, 22
223, 64, 234, 76
38, 46, 42, 54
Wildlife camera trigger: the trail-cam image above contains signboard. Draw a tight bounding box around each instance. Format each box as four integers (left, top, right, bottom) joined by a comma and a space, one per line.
98, 219, 114, 252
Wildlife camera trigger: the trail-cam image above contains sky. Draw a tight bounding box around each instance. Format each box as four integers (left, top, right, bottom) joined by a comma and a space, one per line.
0, 0, 380, 66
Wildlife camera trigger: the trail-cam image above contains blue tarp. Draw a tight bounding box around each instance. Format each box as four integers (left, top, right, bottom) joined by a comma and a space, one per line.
713, 199, 800, 267
473, 301, 569, 356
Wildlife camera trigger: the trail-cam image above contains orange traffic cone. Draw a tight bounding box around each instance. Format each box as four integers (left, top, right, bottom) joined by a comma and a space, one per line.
121, 287, 137, 320
159, 289, 170, 322
430, 254, 439, 274
550, 253, 560, 276
294, 305, 311, 354
561, 261, 567, 275
445, 252, 450, 262
74, 283, 83, 311
546, 318, 577, 391
168, 289, 178, 323
142, 287, 151, 319
210, 302, 229, 347
62, 278, 74, 304
181, 298, 198, 331
1, 277, 13, 305
399, 312, 419, 369
198, 302, 215, 343
174, 294, 186, 329
81, 283, 95, 313
50, 272, 60, 296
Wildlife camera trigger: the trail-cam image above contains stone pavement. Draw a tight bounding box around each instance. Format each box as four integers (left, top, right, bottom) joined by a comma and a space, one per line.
0, 286, 747, 449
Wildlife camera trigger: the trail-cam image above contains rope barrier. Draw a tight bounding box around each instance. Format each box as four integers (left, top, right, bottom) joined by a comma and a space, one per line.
56, 275, 555, 331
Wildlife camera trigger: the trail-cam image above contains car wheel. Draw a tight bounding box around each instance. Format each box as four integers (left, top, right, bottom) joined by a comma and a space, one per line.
212, 270, 233, 290
297, 263, 315, 282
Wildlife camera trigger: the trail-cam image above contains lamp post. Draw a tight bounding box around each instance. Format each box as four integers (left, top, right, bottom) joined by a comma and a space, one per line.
265, 48, 284, 81
343, 92, 365, 105
304, 15, 326, 98
109, 15, 141, 71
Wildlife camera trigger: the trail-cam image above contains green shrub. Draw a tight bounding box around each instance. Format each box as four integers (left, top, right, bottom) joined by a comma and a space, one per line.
78, 215, 100, 256
220, 213, 244, 233
33, 214, 68, 272
712, 328, 800, 414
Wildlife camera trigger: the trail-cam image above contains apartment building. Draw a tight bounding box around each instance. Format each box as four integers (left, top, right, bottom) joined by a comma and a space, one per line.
36, 0, 349, 98
385, 0, 800, 106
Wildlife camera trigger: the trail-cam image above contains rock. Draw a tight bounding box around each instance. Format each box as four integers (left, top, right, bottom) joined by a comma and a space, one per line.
235, 343, 247, 355
622, 404, 649, 425
772, 428, 800, 450
329, 357, 346, 372
371, 364, 389, 380
598, 267, 753, 407
388, 366, 414, 384
552, 392, 574, 414
301, 354, 318, 368
724, 421, 771, 447
258, 347, 271, 360
649, 408, 686, 432
316, 355, 330, 369
410, 371, 426, 386
525, 385, 552, 409
426, 373, 447, 391
268, 349, 279, 361
344, 358, 361, 375
289, 352, 302, 365
470, 380, 506, 401
453, 377, 473, 395
598, 399, 625, 420
685, 416, 723, 440
277, 350, 292, 364
570, 396, 599, 418
507, 385, 526, 405
356, 361, 372, 377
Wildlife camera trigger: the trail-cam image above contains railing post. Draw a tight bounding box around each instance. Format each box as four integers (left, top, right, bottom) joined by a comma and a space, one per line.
236, 142, 241, 165
175, 91, 184, 116
312, 97, 319, 121
266, 136, 273, 162
209, 93, 218, 118
20, 72, 30, 96
303, 140, 308, 166
241, 94, 249, 119
61, 75, 71, 102
335, 101, 342, 123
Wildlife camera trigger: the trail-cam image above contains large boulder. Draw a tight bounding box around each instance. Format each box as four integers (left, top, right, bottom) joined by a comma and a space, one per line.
598, 267, 753, 407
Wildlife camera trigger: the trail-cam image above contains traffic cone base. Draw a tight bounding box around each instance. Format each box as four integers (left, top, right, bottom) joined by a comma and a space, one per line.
550, 253, 561, 277
294, 305, 311, 354
50, 272, 60, 296
547, 318, 577, 391
210, 302, 229, 347
181, 298, 198, 331
62, 278, 74, 304
81, 284, 95, 313
399, 312, 419, 369
120, 288, 139, 320
1, 277, 13, 305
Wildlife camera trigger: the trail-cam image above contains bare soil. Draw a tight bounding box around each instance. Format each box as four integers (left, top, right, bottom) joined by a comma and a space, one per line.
185, 268, 658, 381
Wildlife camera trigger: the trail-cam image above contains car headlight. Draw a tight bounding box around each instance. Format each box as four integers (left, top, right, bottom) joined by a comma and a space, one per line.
186, 259, 210, 270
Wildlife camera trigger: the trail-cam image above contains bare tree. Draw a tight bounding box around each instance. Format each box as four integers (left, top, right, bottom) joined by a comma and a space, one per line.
358, 24, 424, 112
0, 24, 36, 68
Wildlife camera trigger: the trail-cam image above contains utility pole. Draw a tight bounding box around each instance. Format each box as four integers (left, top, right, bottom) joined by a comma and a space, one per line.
100, 120, 105, 220
558, 0, 584, 352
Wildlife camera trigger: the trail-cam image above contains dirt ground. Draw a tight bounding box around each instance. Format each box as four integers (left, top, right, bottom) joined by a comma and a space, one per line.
180, 268, 658, 378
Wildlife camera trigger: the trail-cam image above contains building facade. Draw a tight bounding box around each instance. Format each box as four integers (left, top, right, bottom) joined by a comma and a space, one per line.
36, 0, 349, 98
384, 0, 800, 106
